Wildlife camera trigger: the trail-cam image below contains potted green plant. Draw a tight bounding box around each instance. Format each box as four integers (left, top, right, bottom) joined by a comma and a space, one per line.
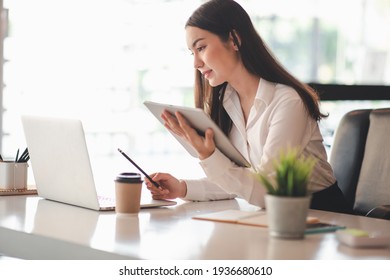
254, 147, 316, 239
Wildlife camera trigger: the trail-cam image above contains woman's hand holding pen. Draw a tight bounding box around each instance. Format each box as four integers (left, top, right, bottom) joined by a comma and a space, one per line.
145, 173, 187, 200
161, 110, 216, 160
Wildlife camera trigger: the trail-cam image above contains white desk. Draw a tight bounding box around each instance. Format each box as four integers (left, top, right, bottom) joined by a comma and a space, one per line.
0, 195, 389, 260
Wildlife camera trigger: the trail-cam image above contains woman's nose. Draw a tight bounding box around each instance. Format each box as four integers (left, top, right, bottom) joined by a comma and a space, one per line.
193, 54, 203, 69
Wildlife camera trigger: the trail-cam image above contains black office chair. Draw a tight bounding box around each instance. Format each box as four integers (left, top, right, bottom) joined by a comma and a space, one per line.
330, 108, 390, 220
366, 205, 390, 219
353, 108, 390, 219
329, 109, 372, 209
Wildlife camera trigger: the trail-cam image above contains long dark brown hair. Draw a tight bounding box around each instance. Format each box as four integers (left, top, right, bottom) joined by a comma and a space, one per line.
186, 0, 326, 136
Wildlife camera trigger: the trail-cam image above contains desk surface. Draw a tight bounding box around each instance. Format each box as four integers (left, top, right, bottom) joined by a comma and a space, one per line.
0, 195, 389, 260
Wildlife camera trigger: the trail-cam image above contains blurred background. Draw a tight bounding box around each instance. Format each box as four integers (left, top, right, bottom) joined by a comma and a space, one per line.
1, 0, 389, 191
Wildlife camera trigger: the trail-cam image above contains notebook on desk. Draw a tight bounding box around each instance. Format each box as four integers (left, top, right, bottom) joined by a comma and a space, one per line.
193, 210, 345, 234
21, 115, 176, 211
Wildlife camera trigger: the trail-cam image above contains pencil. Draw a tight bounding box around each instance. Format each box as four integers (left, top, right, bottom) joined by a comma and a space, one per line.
117, 148, 160, 188
15, 149, 19, 162
18, 148, 29, 162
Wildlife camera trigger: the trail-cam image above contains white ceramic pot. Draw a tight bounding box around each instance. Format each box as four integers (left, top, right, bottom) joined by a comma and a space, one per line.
265, 194, 312, 239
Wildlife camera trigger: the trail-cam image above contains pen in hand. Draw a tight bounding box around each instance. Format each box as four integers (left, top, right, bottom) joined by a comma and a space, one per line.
117, 148, 161, 190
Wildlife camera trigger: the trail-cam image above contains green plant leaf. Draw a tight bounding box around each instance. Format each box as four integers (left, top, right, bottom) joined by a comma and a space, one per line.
254, 147, 317, 197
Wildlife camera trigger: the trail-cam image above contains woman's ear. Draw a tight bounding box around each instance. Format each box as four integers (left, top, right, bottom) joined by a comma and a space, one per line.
229, 29, 241, 51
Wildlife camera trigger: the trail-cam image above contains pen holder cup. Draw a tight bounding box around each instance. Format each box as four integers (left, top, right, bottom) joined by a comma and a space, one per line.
0, 161, 28, 190
115, 172, 143, 214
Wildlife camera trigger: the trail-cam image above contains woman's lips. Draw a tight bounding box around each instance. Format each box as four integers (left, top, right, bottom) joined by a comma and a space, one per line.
202, 70, 212, 79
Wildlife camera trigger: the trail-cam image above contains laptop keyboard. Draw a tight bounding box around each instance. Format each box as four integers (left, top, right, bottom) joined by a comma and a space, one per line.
98, 195, 115, 207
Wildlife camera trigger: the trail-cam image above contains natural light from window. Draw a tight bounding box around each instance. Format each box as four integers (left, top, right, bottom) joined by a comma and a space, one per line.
2, 0, 389, 191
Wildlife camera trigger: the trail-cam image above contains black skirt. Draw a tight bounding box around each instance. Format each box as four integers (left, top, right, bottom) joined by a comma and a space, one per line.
310, 182, 354, 214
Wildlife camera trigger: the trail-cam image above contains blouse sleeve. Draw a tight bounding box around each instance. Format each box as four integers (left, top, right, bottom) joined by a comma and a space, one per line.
198, 149, 267, 208
183, 176, 237, 201
191, 96, 313, 208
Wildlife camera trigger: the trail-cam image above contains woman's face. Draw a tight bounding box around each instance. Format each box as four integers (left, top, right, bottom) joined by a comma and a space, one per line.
186, 26, 240, 87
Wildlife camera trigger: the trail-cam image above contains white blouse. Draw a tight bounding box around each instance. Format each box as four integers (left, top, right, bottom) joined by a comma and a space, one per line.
184, 79, 336, 208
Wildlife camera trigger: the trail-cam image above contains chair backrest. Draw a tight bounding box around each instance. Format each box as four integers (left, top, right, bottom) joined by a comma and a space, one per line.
329, 109, 372, 207
353, 108, 390, 215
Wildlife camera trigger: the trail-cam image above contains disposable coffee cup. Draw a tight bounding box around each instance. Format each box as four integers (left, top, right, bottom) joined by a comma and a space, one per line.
0, 161, 28, 190
115, 172, 143, 214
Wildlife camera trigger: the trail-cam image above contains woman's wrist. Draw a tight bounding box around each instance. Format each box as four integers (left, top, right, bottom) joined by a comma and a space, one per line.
178, 179, 187, 198
198, 148, 215, 160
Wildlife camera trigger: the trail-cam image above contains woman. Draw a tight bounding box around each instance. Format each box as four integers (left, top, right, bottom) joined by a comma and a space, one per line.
146, 0, 352, 214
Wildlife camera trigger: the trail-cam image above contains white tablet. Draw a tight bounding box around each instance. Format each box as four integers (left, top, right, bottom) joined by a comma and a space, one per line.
144, 101, 251, 168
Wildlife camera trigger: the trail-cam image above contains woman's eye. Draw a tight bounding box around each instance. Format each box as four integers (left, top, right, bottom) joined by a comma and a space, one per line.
189, 45, 206, 55
196, 46, 206, 52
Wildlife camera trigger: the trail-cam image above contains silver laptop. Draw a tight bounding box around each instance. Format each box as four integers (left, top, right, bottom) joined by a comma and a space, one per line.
21, 115, 176, 211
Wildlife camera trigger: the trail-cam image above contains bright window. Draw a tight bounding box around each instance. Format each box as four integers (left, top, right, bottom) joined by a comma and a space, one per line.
2, 0, 389, 188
